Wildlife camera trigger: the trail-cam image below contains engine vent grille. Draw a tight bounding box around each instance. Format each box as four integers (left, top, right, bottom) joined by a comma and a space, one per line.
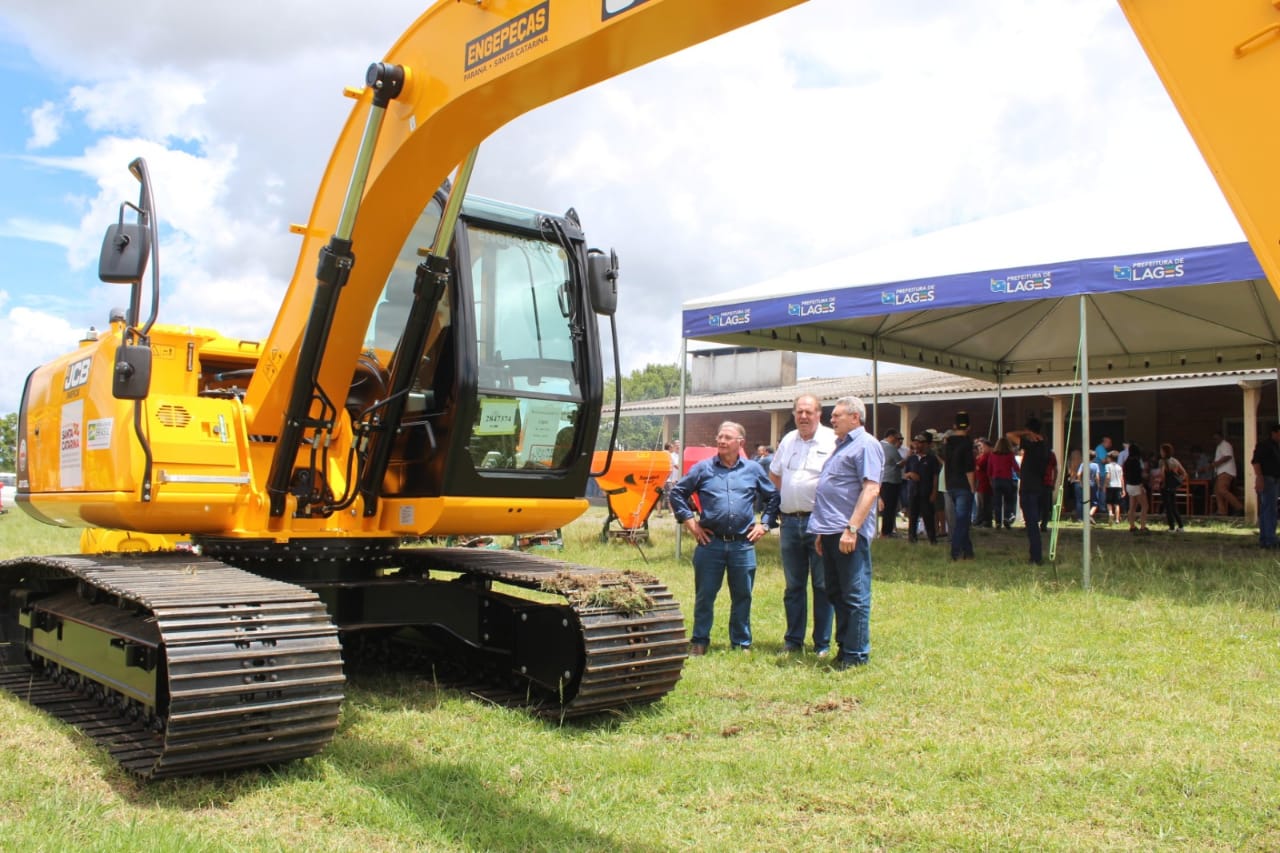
156, 404, 192, 428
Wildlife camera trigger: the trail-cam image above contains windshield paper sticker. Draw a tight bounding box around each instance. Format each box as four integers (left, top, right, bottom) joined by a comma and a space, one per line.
477, 398, 519, 435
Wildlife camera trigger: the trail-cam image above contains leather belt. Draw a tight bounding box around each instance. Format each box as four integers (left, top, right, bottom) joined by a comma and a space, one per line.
779, 511, 811, 518
704, 531, 749, 542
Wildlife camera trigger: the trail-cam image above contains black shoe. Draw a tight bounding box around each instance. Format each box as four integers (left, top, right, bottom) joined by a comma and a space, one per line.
834, 657, 867, 671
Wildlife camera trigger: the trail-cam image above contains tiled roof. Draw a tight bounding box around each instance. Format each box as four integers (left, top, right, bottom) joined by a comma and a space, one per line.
619, 367, 1278, 415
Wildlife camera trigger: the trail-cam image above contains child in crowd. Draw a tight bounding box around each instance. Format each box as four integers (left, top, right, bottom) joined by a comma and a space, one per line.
1106, 451, 1124, 523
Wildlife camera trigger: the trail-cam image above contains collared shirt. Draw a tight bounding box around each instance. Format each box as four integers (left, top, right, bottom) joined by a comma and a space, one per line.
906, 450, 940, 494
807, 426, 884, 540
1214, 439, 1237, 477
879, 439, 904, 484
769, 425, 836, 513
669, 455, 779, 536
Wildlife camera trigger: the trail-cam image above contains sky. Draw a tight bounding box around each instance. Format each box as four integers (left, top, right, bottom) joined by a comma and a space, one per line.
0, 0, 1231, 415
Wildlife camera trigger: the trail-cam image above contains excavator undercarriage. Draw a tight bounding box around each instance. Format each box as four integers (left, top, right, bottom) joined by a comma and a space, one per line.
0, 546, 686, 778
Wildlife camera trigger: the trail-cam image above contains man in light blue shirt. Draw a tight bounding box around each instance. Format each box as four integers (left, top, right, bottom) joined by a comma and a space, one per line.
808, 396, 883, 669
669, 421, 779, 655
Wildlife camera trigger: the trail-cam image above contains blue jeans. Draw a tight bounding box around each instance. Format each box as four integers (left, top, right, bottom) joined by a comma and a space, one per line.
1260, 476, 1279, 547
819, 532, 872, 664
948, 488, 974, 558
1073, 482, 1087, 521
779, 516, 832, 652
1020, 488, 1043, 564
691, 538, 756, 648
992, 478, 1016, 527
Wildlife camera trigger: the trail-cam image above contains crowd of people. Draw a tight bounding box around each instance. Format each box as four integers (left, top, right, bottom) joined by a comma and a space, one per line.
663, 397, 1280, 666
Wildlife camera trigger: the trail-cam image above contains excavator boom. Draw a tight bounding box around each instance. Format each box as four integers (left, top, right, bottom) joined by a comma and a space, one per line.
246, 0, 807, 437
1118, 0, 1280, 295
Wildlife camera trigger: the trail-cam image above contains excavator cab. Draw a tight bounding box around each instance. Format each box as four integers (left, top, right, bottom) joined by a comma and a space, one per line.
353, 191, 607, 508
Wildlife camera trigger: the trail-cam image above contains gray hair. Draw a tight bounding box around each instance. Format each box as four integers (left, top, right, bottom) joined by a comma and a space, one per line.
717, 421, 746, 440
832, 395, 867, 422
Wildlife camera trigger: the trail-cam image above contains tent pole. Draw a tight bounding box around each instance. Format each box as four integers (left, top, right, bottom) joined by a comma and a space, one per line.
872, 339, 880, 438
1080, 296, 1091, 590
996, 371, 1005, 438
676, 337, 688, 561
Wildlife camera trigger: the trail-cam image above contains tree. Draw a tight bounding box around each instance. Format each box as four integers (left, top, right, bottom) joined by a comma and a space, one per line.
596, 363, 689, 451
0, 413, 15, 471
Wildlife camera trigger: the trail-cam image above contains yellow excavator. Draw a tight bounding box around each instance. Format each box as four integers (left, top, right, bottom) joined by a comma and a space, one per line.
3, 0, 1278, 778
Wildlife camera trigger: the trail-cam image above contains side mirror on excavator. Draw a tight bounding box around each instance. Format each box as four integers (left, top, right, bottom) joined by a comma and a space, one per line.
112, 343, 153, 400
100, 208, 155, 400
100, 157, 160, 401
586, 248, 618, 316
98, 221, 150, 285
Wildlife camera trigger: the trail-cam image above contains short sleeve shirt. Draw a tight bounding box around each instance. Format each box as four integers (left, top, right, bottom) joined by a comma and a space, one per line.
1215, 440, 1237, 478
807, 426, 885, 540
769, 425, 836, 513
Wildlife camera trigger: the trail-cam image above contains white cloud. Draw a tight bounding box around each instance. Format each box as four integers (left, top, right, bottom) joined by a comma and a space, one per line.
68, 74, 210, 142
25, 101, 62, 150
0, 216, 77, 248
0, 307, 79, 412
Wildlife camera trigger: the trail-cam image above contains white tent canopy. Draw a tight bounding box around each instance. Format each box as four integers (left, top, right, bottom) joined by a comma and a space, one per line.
677, 190, 1279, 586
682, 192, 1278, 384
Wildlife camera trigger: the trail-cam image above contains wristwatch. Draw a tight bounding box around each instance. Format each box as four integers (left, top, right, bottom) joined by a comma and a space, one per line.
846, 524, 857, 534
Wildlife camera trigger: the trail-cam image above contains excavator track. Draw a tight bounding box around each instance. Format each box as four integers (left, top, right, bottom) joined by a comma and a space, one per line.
392, 547, 688, 717
0, 546, 685, 778
0, 554, 344, 779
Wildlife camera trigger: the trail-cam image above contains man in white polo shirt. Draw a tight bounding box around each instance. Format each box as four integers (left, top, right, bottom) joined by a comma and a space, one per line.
769, 393, 836, 656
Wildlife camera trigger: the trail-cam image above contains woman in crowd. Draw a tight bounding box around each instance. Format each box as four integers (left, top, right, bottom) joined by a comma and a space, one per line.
974, 438, 993, 528
1158, 442, 1188, 533
1066, 449, 1083, 522
987, 437, 1019, 529
1123, 442, 1150, 533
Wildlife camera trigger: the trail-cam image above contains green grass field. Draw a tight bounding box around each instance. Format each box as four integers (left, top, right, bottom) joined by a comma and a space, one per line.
0, 507, 1278, 851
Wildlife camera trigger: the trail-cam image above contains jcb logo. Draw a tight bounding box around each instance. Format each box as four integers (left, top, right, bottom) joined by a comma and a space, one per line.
64, 357, 92, 391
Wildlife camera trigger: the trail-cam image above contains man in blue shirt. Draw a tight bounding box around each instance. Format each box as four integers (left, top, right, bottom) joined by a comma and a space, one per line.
807, 396, 884, 669
669, 421, 780, 655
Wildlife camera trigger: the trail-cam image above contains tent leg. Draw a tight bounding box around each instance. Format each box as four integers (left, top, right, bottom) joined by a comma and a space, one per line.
1080, 296, 1091, 590
676, 337, 688, 561
872, 342, 880, 438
